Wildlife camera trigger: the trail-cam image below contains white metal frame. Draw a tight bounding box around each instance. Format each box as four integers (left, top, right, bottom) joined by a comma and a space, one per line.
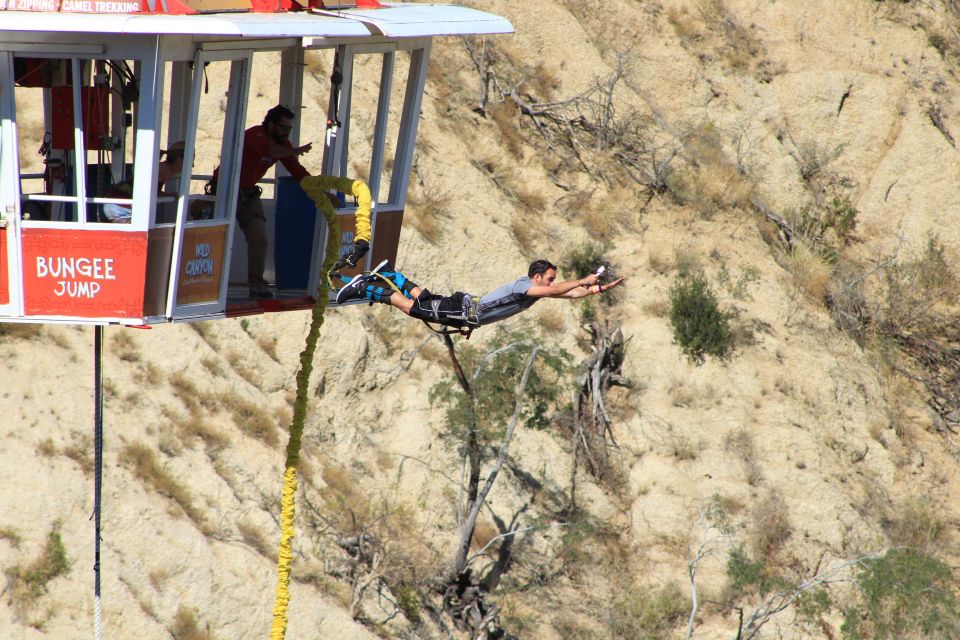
166, 48, 251, 320
0, 52, 23, 317
308, 38, 430, 289
0, 5, 511, 324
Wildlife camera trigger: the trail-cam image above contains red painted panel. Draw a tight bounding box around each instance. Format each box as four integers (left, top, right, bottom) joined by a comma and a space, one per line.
0, 228, 8, 306
50, 86, 109, 151
22, 228, 147, 318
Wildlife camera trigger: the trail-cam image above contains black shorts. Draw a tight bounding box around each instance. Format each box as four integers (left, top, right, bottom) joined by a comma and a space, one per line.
412, 291, 472, 327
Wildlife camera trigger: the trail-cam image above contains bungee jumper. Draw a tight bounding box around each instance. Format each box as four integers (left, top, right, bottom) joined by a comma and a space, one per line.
333, 258, 626, 336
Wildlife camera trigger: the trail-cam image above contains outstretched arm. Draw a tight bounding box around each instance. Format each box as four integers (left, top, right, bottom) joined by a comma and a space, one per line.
526, 274, 599, 299
560, 276, 625, 299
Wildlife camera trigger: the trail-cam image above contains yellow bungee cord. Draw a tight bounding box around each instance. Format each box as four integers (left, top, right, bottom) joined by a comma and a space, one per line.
269, 176, 368, 639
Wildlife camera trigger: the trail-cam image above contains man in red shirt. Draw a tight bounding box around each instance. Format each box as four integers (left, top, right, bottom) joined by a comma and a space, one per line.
214, 105, 312, 298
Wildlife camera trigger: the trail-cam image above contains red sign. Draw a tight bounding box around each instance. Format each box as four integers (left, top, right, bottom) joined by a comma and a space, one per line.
0, 0, 195, 13
22, 228, 147, 318
0, 228, 8, 306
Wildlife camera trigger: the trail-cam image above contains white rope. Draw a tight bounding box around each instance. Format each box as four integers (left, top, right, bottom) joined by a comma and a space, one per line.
94, 595, 102, 640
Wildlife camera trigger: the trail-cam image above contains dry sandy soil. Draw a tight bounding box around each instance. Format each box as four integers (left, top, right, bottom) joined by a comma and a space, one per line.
2, 1, 960, 638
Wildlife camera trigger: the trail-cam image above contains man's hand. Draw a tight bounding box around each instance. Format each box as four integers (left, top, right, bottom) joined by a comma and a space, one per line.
596, 276, 625, 293
345, 239, 369, 268
295, 142, 313, 155
577, 273, 600, 288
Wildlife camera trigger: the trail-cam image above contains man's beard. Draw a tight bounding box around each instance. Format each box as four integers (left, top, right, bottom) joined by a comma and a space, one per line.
271, 131, 288, 144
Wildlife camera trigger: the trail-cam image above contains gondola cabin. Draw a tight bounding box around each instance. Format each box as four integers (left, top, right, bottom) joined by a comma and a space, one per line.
0, 1, 511, 325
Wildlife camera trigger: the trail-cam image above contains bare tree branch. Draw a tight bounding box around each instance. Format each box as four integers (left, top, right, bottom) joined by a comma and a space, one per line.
452, 348, 539, 576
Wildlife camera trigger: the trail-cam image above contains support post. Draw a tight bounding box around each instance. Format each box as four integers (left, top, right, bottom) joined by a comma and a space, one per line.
93, 324, 104, 640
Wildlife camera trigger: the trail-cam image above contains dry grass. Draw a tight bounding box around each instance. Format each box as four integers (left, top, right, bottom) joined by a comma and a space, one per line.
663, 424, 700, 461
275, 403, 293, 431
168, 371, 200, 413
723, 428, 763, 486
489, 99, 524, 159
648, 248, 672, 275
667, 124, 755, 216
0, 526, 22, 548
366, 309, 404, 354
148, 567, 169, 590
510, 214, 537, 255
37, 438, 56, 457
189, 321, 220, 350
580, 203, 617, 239
471, 155, 522, 202
0, 324, 43, 341
219, 390, 279, 447
749, 490, 792, 556
350, 160, 370, 182
673, 245, 702, 274
405, 184, 450, 244
238, 520, 275, 561
419, 340, 449, 366
45, 327, 73, 350
110, 330, 140, 363
179, 409, 229, 453
552, 614, 598, 640
226, 350, 259, 387
785, 243, 831, 303
257, 335, 280, 363
697, 0, 769, 76
536, 308, 566, 333
529, 62, 561, 101
883, 495, 950, 551
169, 370, 219, 414
668, 377, 696, 408
470, 519, 499, 555
667, 6, 703, 43
134, 362, 163, 386
321, 465, 373, 528
200, 356, 224, 378
169, 606, 209, 640
643, 299, 670, 317
554, 185, 630, 240
119, 442, 210, 533
63, 434, 93, 475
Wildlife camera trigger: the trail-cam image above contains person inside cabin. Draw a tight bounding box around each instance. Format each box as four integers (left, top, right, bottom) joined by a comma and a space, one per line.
209, 105, 313, 299
101, 141, 186, 223
335, 259, 625, 328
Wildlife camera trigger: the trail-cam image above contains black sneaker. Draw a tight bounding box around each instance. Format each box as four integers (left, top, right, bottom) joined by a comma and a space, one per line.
249, 284, 274, 299
336, 273, 368, 304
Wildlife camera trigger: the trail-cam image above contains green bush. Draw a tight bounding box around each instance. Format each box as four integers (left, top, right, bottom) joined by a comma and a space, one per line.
6, 525, 70, 612
563, 241, 620, 306
394, 584, 422, 623
563, 241, 611, 278
725, 545, 795, 597
668, 272, 733, 363
841, 548, 960, 640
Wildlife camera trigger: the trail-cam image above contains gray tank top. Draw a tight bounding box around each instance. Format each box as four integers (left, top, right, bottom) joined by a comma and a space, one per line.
477, 276, 539, 325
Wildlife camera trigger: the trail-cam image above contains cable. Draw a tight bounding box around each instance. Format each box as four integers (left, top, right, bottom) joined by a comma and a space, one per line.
93, 325, 104, 640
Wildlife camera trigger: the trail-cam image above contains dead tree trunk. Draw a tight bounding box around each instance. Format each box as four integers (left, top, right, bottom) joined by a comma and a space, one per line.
569, 319, 630, 492
440, 347, 539, 640
443, 333, 482, 527
451, 348, 538, 576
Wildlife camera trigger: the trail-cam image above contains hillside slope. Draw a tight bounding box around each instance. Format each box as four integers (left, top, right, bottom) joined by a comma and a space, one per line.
3, 1, 960, 639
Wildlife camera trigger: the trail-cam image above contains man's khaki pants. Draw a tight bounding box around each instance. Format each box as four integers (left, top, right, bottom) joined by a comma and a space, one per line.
236, 193, 268, 287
